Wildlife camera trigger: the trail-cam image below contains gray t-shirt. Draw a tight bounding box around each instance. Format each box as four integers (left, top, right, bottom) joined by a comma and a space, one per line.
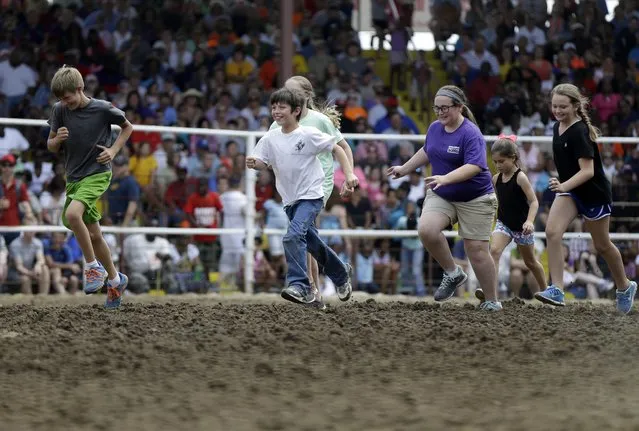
9, 237, 43, 270
48, 98, 126, 182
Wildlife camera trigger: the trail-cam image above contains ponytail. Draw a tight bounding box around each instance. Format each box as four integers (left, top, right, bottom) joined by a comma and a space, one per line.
285, 75, 342, 129
577, 104, 601, 142
461, 105, 478, 125
307, 97, 342, 129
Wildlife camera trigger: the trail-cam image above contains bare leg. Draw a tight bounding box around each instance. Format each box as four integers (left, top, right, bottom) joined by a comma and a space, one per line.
518, 244, 546, 295
20, 275, 31, 294
489, 233, 512, 292
584, 217, 629, 290
465, 239, 497, 301
544, 196, 578, 289
37, 266, 50, 295
69, 275, 79, 294
65, 201, 96, 263
418, 211, 456, 272
86, 222, 118, 280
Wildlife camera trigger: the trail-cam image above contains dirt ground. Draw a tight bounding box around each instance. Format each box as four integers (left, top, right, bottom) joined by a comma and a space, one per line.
1, 293, 639, 431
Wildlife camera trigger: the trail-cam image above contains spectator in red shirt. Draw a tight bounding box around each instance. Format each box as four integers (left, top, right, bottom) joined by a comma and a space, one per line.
184, 178, 224, 278
163, 166, 197, 227
0, 154, 33, 244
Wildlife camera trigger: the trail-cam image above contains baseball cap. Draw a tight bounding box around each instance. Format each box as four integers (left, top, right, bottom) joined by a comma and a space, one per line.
0, 154, 16, 166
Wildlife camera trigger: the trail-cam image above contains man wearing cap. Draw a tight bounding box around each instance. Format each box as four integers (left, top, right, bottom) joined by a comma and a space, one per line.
107, 154, 140, 227
0, 154, 33, 244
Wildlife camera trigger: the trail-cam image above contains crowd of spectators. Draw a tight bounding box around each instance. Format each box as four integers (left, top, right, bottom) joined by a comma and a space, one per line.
0, 0, 637, 299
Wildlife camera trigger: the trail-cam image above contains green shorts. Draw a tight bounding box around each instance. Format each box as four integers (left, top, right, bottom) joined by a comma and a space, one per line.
62, 171, 112, 229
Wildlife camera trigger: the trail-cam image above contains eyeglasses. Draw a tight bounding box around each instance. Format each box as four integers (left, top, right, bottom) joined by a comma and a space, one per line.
0, 162, 12, 168
432, 105, 456, 114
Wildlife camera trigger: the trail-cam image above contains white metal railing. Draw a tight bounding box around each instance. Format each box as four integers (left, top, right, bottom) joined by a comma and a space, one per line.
2, 117, 639, 293
3, 117, 639, 143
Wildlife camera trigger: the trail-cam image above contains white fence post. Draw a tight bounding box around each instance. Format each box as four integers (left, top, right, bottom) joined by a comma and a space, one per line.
243, 134, 257, 294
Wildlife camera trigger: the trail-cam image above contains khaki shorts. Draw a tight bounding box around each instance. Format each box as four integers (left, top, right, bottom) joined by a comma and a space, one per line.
421, 189, 497, 241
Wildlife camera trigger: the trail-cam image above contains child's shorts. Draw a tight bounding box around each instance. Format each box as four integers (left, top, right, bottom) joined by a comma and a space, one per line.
62, 171, 112, 229
556, 193, 612, 221
493, 220, 534, 246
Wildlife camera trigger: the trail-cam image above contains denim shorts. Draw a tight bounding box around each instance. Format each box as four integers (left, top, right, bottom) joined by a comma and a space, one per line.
493, 219, 535, 246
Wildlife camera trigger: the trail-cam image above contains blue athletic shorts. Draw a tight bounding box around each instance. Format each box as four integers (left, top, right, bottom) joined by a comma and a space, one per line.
557, 192, 611, 221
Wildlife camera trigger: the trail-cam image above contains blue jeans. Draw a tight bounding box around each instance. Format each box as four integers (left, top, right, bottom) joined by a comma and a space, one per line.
401, 247, 425, 296
284, 199, 348, 289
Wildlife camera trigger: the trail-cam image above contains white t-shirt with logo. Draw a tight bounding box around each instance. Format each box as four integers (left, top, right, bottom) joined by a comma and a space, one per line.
252, 125, 337, 207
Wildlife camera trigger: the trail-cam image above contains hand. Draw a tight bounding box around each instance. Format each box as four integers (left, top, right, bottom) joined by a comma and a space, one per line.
425, 175, 449, 190
386, 165, 406, 179
246, 157, 257, 169
70, 263, 81, 274
56, 127, 69, 143
340, 181, 353, 198
548, 177, 566, 193
522, 221, 534, 235
0, 198, 9, 209
96, 145, 116, 164
345, 173, 359, 190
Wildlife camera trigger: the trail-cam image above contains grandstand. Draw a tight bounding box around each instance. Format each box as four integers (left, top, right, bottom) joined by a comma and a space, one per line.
0, 0, 637, 301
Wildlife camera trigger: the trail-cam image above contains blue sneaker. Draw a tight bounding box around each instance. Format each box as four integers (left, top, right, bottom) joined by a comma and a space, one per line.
616, 281, 637, 315
105, 273, 128, 310
84, 263, 107, 294
534, 285, 565, 306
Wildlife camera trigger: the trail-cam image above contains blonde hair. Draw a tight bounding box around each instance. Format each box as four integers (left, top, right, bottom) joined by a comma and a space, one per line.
285, 76, 341, 129
51, 65, 84, 98
435, 85, 478, 125
551, 83, 600, 142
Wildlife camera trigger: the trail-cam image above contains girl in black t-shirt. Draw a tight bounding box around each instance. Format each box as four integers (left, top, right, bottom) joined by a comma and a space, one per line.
535, 84, 637, 314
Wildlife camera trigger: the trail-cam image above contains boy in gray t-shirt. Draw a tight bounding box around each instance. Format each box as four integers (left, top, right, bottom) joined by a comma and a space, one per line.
47, 66, 133, 309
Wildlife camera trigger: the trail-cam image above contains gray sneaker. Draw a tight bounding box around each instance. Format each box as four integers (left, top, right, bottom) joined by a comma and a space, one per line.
479, 300, 503, 311
303, 287, 327, 311
434, 266, 468, 302
336, 264, 353, 302
281, 285, 315, 304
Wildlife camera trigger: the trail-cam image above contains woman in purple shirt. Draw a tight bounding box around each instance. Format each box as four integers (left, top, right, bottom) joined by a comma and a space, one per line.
388, 85, 501, 311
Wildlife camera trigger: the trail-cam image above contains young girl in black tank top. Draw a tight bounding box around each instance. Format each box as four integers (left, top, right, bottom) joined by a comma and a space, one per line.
475, 135, 547, 303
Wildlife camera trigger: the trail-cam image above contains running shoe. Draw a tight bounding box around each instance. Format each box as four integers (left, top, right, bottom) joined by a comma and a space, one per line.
336, 264, 353, 302
434, 266, 468, 302
105, 272, 128, 309
534, 285, 565, 306
303, 285, 327, 311
281, 285, 315, 304
479, 301, 503, 311
84, 263, 107, 294
616, 281, 637, 315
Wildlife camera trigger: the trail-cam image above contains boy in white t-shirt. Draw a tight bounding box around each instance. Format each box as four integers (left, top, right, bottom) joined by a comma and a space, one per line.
247, 88, 358, 308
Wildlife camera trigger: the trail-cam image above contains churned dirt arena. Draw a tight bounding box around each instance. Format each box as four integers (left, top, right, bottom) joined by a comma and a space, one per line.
1, 294, 639, 431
